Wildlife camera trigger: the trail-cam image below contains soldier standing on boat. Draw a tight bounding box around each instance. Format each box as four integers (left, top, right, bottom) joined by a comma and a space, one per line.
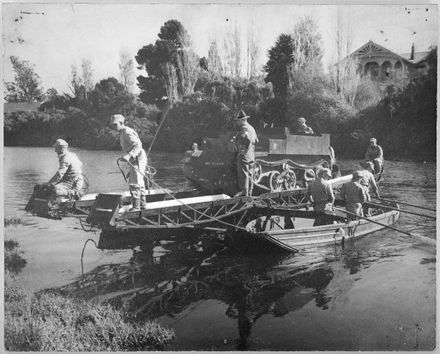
232, 110, 259, 197
340, 172, 368, 220
365, 137, 384, 174
304, 168, 335, 226
44, 139, 84, 199
358, 161, 381, 216
109, 114, 148, 211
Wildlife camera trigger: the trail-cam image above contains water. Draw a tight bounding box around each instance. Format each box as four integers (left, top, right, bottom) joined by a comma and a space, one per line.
4, 147, 436, 351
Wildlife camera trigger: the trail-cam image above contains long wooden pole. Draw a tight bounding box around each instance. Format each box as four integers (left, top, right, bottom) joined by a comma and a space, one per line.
334, 207, 436, 246
367, 202, 436, 220
375, 197, 436, 212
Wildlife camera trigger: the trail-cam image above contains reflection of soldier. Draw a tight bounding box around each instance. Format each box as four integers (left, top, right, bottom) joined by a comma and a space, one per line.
233, 110, 259, 197
45, 139, 84, 199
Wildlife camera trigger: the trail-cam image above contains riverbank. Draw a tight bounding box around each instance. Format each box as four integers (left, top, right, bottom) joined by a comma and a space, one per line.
4, 238, 175, 351
3, 142, 436, 163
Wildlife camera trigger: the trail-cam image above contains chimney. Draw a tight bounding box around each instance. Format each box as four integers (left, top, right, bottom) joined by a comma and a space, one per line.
410, 43, 415, 60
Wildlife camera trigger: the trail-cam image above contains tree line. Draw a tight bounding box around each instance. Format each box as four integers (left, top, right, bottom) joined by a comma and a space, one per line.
3, 18, 437, 160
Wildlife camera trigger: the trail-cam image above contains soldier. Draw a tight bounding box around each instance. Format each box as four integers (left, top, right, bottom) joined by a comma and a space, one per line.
304, 168, 335, 226
45, 139, 84, 199
297, 117, 314, 135
340, 172, 368, 220
365, 137, 384, 174
233, 110, 259, 197
109, 114, 148, 211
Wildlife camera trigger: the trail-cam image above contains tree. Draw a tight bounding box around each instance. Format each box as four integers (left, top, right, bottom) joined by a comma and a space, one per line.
264, 34, 294, 98
290, 16, 323, 71
136, 19, 199, 105
68, 59, 94, 100
207, 40, 223, 78
246, 20, 260, 79
222, 23, 242, 77
118, 49, 136, 93
5, 56, 44, 102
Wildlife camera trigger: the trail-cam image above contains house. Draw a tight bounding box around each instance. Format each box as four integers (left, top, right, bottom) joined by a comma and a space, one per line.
345, 40, 432, 86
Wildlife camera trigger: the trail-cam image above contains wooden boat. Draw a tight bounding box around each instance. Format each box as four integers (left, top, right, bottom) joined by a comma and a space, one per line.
235, 200, 400, 252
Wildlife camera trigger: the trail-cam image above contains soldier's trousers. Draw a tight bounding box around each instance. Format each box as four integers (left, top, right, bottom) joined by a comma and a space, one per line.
237, 159, 254, 196
54, 176, 84, 199
129, 149, 147, 199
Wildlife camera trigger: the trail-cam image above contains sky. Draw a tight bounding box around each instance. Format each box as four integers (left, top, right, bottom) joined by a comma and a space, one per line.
2, 2, 438, 94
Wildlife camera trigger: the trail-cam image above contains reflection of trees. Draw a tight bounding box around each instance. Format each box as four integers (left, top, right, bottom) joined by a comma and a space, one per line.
58, 231, 335, 349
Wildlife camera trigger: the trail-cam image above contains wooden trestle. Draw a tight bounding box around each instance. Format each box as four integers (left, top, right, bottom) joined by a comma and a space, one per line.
86, 189, 308, 232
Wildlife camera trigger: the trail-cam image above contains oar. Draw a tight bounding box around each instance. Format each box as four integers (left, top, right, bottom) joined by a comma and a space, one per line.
367, 201, 436, 220
375, 197, 436, 212
334, 207, 436, 246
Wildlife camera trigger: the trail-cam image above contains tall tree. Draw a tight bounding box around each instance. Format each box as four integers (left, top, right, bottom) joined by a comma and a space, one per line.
222, 23, 242, 77
264, 34, 294, 98
136, 19, 198, 105
118, 48, 135, 93
207, 40, 223, 78
246, 20, 260, 79
69, 59, 94, 100
5, 56, 44, 102
290, 16, 323, 71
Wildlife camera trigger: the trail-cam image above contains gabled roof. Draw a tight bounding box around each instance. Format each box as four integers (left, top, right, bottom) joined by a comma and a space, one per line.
398, 51, 431, 64
350, 40, 410, 63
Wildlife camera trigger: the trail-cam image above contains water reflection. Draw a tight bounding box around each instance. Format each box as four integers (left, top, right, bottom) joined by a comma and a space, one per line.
58, 231, 336, 349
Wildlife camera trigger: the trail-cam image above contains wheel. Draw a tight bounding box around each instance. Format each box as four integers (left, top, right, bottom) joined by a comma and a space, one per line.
283, 169, 296, 190
252, 162, 262, 183
269, 171, 283, 192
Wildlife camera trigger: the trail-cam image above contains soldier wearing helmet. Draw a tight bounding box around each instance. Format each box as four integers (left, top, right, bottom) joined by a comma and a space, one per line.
340, 171, 368, 220
304, 168, 335, 226
110, 114, 148, 211
365, 137, 384, 174
296, 117, 314, 135
45, 138, 84, 199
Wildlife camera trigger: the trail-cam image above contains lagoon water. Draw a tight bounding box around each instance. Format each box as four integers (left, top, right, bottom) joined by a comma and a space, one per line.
4, 147, 436, 351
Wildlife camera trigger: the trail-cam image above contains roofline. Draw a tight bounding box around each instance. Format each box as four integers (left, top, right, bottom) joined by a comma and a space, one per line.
347, 40, 412, 64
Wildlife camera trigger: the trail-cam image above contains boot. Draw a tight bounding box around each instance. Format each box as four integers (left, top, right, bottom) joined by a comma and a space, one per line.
129, 198, 140, 211
140, 195, 147, 210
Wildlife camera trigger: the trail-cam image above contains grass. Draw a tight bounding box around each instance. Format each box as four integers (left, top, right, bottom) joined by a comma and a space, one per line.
4, 240, 175, 351
4, 217, 23, 227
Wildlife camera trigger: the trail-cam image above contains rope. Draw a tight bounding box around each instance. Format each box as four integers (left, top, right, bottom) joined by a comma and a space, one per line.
146, 105, 172, 158
81, 238, 98, 275
79, 216, 95, 233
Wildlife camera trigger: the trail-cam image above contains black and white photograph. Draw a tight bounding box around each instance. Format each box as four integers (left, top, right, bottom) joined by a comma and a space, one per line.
3, 1, 437, 351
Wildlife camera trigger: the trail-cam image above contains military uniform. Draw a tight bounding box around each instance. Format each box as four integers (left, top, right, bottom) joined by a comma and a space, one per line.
234, 121, 259, 196
365, 144, 384, 174
340, 180, 367, 220
357, 169, 379, 200
119, 126, 147, 200
48, 151, 84, 198
305, 169, 335, 226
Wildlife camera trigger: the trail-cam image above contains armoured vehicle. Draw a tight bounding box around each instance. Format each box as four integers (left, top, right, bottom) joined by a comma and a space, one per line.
183, 127, 337, 196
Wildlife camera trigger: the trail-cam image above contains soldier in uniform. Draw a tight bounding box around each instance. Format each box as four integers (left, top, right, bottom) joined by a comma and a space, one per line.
365, 137, 384, 174
45, 139, 84, 199
233, 110, 259, 197
110, 114, 148, 211
340, 172, 368, 220
296, 117, 314, 135
304, 168, 335, 226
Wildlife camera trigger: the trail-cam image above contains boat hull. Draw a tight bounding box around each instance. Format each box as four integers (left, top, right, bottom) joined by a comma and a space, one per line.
241, 209, 400, 252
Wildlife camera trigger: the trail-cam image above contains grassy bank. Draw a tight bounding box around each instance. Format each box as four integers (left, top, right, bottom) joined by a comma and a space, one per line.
4, 239, 175, 351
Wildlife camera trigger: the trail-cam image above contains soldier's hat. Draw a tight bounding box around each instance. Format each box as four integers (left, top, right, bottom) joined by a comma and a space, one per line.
53, 138, 68, 147
110, 114, 125, 125
369, 137, 377, 143
318, 168, 332, 179
234, 110, 250, 120
297, 117, 306, 123
360, 161, 374, 171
